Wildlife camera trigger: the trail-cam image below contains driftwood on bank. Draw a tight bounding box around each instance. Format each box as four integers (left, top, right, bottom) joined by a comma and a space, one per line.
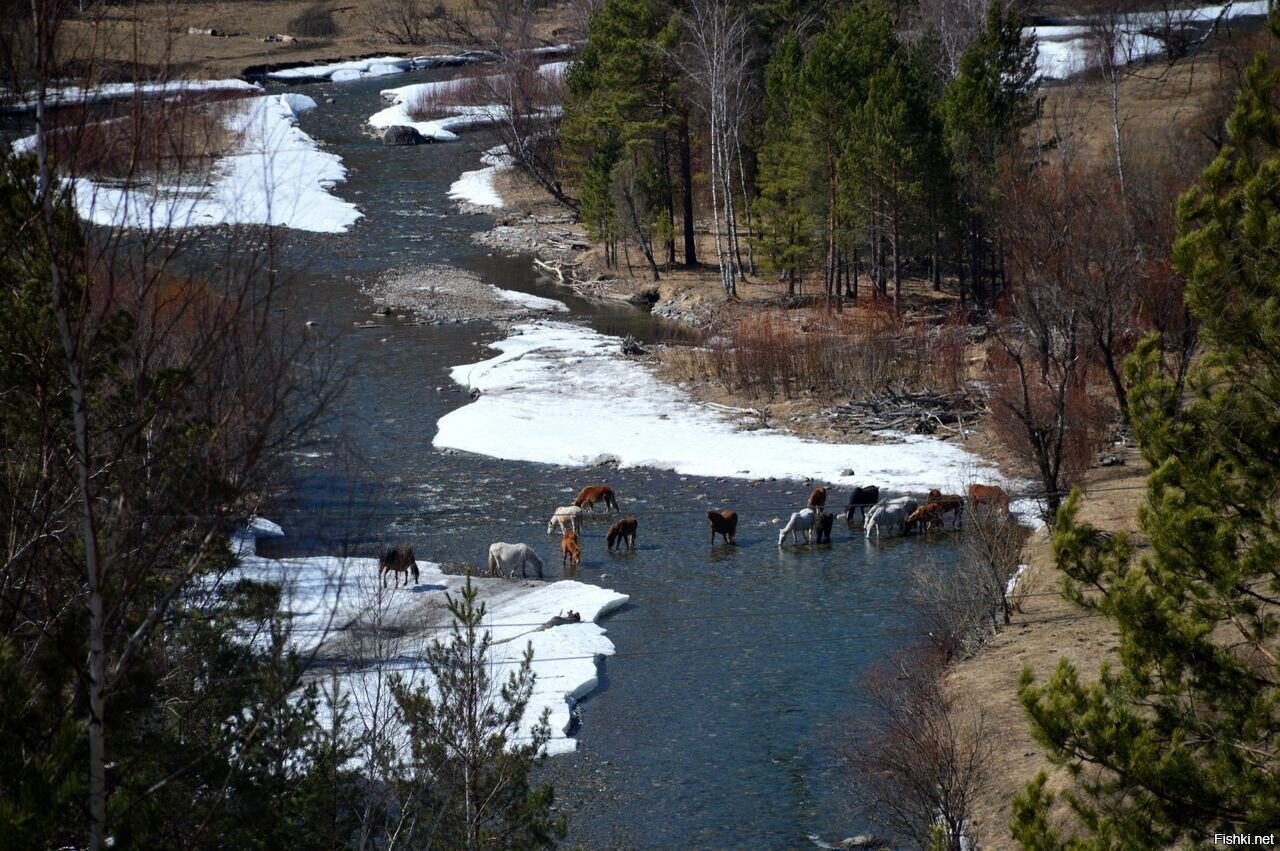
826, 386, 986, 436
533, 257, 617, 299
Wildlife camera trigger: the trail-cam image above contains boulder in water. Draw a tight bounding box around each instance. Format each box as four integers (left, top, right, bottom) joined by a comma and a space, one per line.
382, 125, 427, 146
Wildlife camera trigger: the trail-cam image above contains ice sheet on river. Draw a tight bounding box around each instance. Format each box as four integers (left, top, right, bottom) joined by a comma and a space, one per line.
224, 522, 627, 756
58, 93, 361, 232
435, 321, 1003, 492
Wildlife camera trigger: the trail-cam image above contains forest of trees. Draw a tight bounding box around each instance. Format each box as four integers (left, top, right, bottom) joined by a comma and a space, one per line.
3, 0, 1279, 846
555, 0, 1038, 306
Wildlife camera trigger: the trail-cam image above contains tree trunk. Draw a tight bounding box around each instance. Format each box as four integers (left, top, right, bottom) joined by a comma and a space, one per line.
680, 110, 697, 267
34, 39, 109, 850
892, 212, 902, 314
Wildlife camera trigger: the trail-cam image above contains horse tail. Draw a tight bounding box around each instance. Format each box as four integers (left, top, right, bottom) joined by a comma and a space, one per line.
528, 550, 544, 579
608, 490, 619, 512
487, 549, 498, 577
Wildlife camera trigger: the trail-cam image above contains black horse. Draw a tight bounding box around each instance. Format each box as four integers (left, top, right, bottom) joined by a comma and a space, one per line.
844, 485, 880, 521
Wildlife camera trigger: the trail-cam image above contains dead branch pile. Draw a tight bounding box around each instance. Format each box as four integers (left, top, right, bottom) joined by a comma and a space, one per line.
826, 385, 986, 436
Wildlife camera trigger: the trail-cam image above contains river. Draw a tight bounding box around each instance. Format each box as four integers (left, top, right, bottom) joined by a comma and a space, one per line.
85, 69, 968, 848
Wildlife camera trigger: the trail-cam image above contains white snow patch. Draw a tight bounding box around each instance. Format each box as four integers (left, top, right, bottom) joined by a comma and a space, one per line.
266, 56, 414, 82
225, 522, 627, 757
371, 61, 565, 143
367, 100, 503, 142
63, 94, 361, 232
1, 78, 261, 112
448, 146, 513, 208
277, 92, 318, 117
490, 285, 568, 313
435, 321, 1005, 491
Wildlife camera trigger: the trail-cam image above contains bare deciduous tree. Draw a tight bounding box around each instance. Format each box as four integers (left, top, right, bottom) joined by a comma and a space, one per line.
840, 647, 992, 851
672, 0, 755, 298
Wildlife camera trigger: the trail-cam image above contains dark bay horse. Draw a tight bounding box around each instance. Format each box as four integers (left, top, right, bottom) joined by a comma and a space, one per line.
708, 509, 738, 544
379, 546, 419, 588
606, 516, 638, 551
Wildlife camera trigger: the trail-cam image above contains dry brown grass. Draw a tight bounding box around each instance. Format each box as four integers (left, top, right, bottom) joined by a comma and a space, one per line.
945, 452, 1146, 848
42, 93, 243, 180
44, 0, 578, 80
403, 62, 564, 119
662, 308, 969, 401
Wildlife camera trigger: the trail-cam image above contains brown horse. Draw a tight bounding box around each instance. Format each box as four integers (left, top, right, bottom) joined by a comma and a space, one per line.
904, 503, 946, 536
561, 530, 582, 567
926, 489, 966, 526
807, 486, 828, 511
967, 483, 1010, 515
574, 484, 620, 513
814, 511, 835, 544
606, 516, 638, 551
379, 546, 419, 588
708, 510, 738, 544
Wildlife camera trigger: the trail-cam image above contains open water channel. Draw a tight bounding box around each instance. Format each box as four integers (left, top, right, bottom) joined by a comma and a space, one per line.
42, 68, 968, 848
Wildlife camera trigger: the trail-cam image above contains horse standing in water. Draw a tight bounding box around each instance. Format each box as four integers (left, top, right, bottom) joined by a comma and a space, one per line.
814, 511, 835, 544
807, 486, 828, 511
843, 485, 880, 522
864, 498, 920, 538
778, 508, 816, 545
379, 546, 419, 588
561, 530, 582, 567
708, 510, 738, 544
547, 505, 585, 535
487, 543, 544, 579
606, 517, 639, 551
574, 484, 620, 513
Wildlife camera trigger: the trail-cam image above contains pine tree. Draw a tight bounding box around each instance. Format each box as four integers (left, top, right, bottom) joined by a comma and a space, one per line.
940, 0, 1037, 306
561, 0, 678, 278
392, 574, 564, 849
1011, 19, 1280, 846
753, 33, 819, 294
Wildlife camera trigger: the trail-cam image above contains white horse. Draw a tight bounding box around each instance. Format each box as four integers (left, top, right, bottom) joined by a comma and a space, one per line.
864, 497, 920, 539
546, 505, 585, 535
487, 543, 545, 579
778, 508, 816, 545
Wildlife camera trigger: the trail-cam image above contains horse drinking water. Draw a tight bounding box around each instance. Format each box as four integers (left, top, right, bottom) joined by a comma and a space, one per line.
574, 484, 620, 513
487, 543, 545, 579
778, 508, 816, 545
606, 516, 638, 551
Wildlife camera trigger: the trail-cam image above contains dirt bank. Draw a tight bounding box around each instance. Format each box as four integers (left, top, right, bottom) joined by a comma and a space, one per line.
50, 0, 576, 80
947, 451, 1144, 848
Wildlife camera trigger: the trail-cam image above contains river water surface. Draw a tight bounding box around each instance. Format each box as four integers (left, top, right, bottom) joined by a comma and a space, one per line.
233, 72, 957, 849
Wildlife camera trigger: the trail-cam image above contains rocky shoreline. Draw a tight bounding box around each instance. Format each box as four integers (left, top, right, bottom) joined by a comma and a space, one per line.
363, 264, 567, 324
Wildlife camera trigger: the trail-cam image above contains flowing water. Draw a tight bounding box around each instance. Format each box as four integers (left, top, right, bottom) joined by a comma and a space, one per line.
26, 72, 966, 849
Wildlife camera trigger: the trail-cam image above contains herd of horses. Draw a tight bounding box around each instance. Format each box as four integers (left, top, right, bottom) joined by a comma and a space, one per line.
776, 483, 1011, 545
377, 481, 1013, 586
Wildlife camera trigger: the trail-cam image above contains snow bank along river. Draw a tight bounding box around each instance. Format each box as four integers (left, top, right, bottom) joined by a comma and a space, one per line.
438, 320, 1002, 491
228, 519, 628, 755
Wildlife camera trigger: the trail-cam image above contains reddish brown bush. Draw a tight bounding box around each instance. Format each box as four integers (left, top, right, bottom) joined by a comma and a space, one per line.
686, 309, 967, 400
